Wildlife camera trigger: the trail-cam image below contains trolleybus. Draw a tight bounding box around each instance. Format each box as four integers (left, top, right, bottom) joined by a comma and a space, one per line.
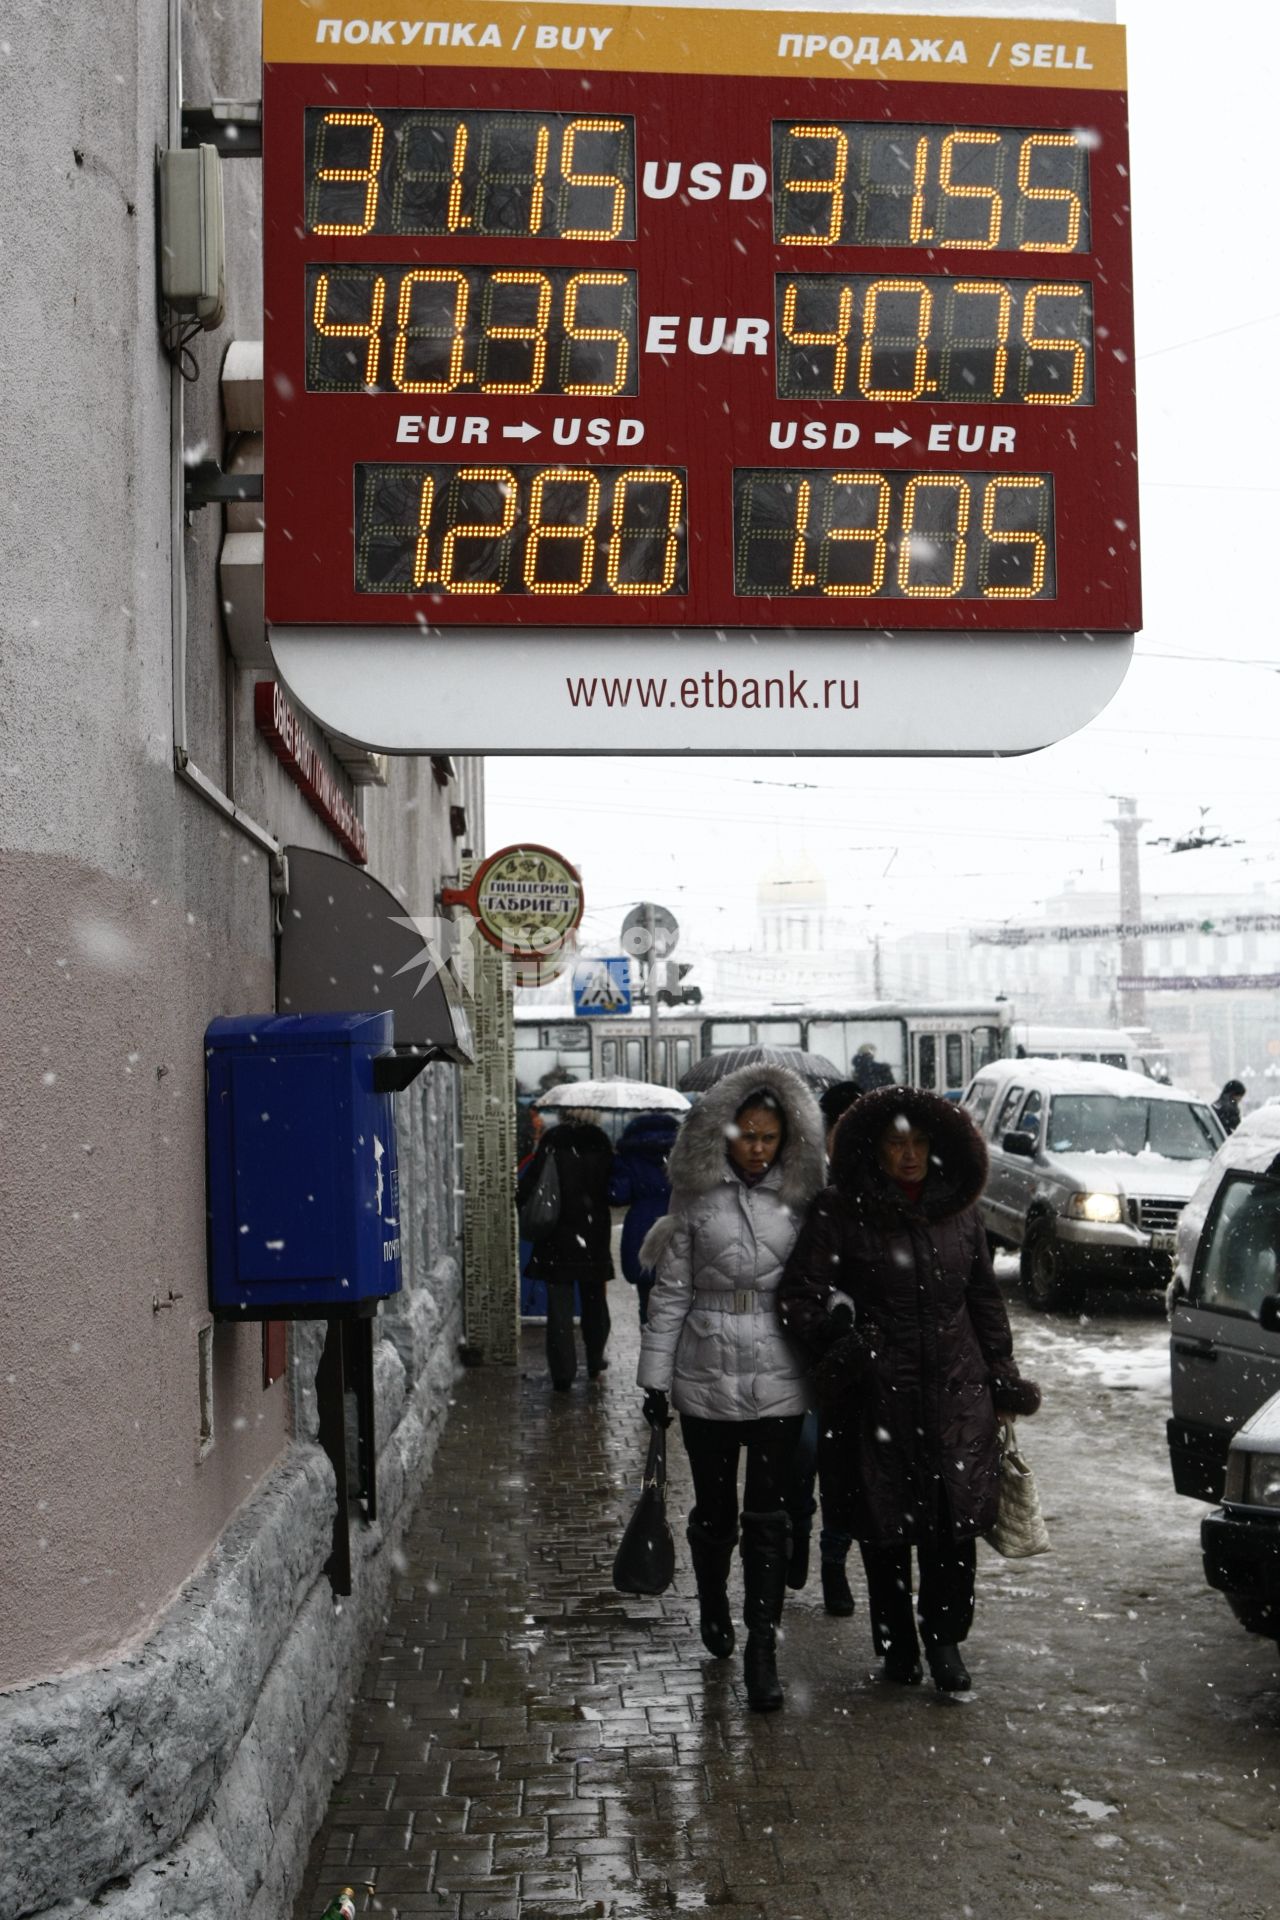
515, 1000, 1010, 1101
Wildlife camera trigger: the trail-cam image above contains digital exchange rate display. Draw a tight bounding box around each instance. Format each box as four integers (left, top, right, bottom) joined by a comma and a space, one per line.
307, 264, 639, 396
304, 108, 637, 240
355, 463, 687, 595
263, 5, 1139, 634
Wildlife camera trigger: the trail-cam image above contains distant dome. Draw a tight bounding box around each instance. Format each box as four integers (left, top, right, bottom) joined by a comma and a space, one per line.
758, 853, 827, 910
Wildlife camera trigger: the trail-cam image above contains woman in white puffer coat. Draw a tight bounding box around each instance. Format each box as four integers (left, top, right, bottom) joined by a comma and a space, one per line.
636, 1061, 825, 1711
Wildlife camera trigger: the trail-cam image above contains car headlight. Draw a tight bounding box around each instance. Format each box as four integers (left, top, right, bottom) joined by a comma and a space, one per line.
1066, 1191, 1123, 1223
1243, 1454, 1280, 1510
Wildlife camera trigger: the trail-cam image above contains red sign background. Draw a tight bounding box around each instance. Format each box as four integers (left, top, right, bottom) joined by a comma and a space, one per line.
262, 62, 1139, 634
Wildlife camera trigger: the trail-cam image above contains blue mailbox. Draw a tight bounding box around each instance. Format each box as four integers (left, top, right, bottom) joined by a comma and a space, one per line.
205, 1012, 403, 1319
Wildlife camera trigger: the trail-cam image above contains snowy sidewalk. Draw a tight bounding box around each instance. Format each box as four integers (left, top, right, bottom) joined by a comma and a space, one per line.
292, 1292, 1277, 1920
292, 1302, 869, 1920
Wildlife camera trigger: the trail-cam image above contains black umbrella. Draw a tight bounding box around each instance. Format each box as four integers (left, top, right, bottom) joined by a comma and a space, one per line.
678, 1045, 844, 1094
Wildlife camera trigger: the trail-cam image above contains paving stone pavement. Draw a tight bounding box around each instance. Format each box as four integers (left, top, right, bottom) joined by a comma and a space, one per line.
296, 1299, 876, 1920
294, 1286, 1270, 1920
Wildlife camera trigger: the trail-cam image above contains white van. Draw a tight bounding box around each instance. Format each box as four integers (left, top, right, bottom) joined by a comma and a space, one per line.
1008, 1023, 1159, 1077
1167, 1106, 1280, 1505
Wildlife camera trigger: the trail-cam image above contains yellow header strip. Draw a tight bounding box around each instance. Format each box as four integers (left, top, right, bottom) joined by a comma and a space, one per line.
265, 2, 1126, 90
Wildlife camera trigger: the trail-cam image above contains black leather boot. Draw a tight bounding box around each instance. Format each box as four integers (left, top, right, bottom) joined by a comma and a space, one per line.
686, 1516, 737, 1658
740, 1510, 790, 1712
927, 1644, 971, 1692
863, 1549, 921, 1681
821, 1559, 855, 1617
785, 1525, 810, 1592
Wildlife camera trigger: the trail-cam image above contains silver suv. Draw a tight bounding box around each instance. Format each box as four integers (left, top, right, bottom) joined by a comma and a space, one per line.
963, 1059, 1223, 1311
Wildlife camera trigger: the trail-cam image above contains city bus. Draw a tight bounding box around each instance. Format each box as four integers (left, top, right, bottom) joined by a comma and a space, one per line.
514, 1000, 1010, 1101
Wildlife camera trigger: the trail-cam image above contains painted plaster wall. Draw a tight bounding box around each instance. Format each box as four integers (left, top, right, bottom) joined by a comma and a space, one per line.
0, 3, 486, 1910
0, 0, 481, 1705
0, 1, 291, 1689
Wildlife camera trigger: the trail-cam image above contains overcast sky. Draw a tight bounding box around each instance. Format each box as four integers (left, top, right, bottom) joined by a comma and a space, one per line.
486, 1, 1280, 958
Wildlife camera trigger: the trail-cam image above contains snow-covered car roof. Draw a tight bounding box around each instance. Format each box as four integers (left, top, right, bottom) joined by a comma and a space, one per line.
1175, 1105, 1280, 1286
973, 1057, 1205, 1102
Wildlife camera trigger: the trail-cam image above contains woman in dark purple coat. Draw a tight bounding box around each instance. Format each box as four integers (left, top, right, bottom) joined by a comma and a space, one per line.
517, 1110, 614, 1390
779, 1085, 1040, 1692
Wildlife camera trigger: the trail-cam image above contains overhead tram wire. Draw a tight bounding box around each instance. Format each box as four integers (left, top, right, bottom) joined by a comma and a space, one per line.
488, 773, 1280, 831
1135, 308, 1280, 364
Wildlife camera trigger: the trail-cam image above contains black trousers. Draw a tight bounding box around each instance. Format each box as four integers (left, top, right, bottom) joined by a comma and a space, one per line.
786, 1410, 855, 1564
545, 1279, 610, 1386
679, 1411, 805, 1537
859, 1533, 977, 1654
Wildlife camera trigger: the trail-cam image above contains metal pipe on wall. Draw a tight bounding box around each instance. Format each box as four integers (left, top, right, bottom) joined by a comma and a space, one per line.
167, 0, 280, 862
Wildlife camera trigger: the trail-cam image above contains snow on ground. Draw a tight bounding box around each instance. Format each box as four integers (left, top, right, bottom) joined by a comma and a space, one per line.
1016, 1319, 1171, 1396
995, 1253, 1171, 1396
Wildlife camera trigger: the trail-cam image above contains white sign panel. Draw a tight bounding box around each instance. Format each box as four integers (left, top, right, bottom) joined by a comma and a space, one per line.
271, 628, 1133, 755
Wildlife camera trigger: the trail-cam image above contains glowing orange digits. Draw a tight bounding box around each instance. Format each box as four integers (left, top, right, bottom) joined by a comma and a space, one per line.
524, 469, 600, 593
561, 274, 631, 395
821, 474, 890, 596
439, 469, 518, 593
311, 271, 386, 387
781, 281, 853, 397
481, 271, 553, 395
938, 131, 1002, 248
1021, 285, 1087, 403
779, 125, 848, 245
899, 476, 970, 597
560, 119, 628, 240
859, 279, 933, 402
980, 477, 1050, 597
311, 111, 384, 235
1018, 134, 1083, 251
393, 271, 469, 393
606, 471, 684, 595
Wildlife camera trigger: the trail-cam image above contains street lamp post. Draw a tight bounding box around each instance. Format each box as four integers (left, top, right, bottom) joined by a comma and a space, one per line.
1108, 795, 1149, 1028
647, 901, 661, 1083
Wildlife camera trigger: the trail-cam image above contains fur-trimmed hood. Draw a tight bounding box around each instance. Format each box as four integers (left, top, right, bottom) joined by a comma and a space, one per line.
668, 1060, 826, 1204
639, 1060, 825, 1271
830, 1084, 988, 1223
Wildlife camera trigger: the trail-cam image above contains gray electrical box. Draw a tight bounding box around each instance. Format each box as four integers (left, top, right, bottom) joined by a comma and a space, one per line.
158, 144, 225, 329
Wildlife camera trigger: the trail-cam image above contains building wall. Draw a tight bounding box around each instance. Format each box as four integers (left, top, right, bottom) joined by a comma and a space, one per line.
0, 0, 287, 1693
0, 4, 484, 1913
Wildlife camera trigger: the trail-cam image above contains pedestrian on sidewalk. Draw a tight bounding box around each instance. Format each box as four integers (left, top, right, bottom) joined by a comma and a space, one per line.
636, 1062, 825, 1711
609, 1107, 680, 1325
517, 1107, 614, 1391
783, 1079, 861, 1617
1212, 1078, 1246, 1134
779, 1086, 1041, 1693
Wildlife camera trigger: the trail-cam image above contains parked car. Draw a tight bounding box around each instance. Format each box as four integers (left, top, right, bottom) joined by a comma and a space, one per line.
1199, 1388, 1280, 1644
1167, 1105, 1280, 1506
962, 1058, 1223, 1311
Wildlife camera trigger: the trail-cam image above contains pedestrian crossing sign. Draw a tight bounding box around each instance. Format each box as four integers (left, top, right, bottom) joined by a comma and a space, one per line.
573, 956, 633, 1015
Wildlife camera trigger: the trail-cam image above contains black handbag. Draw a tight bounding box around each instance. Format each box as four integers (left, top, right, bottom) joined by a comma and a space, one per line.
612, 1417, 676, 1595
518, 1148, 561, 1241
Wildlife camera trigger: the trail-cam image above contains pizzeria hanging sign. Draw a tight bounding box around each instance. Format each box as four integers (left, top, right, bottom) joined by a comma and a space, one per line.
442, 844, 583, 984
